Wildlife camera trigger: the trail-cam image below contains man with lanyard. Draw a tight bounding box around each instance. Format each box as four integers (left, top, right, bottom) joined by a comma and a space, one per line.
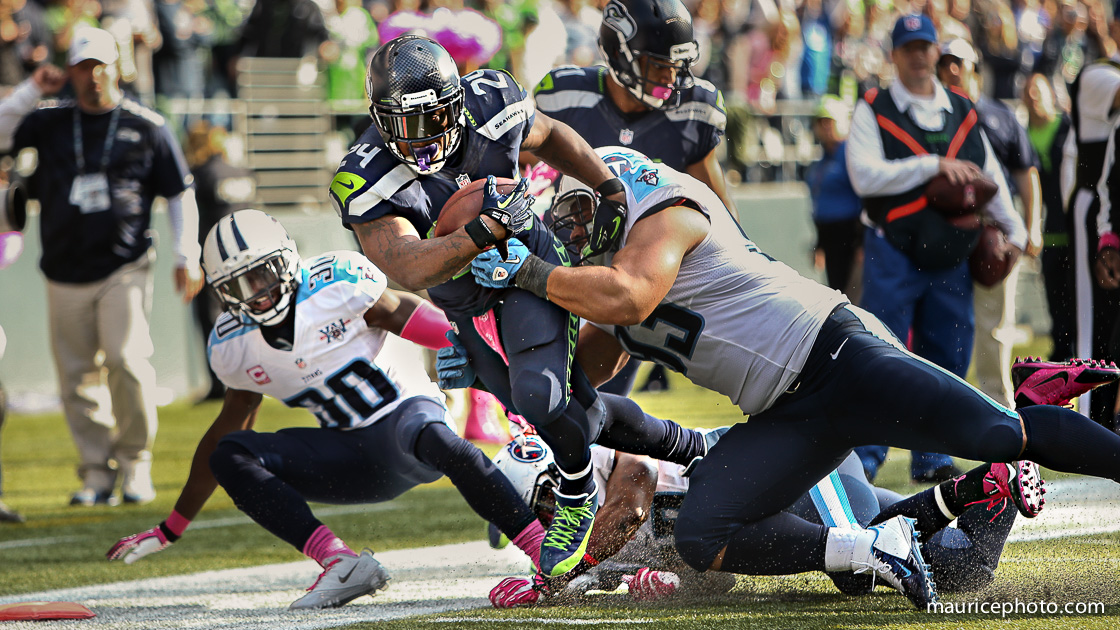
846, 14, 1026, 482
1067, 42, 1120, 430
0, 28, 203, 506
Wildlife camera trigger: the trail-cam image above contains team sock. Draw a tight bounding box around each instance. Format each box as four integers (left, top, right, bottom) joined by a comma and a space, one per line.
302, 525, 356, 567
511, 520, 546, 569
596, 393, 706, 466
557, 461, 596, 497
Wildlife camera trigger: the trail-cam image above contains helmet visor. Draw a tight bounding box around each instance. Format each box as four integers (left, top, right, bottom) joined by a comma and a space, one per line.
638, 42, 699, 104
546, 188, 596, 256
379, 105, 456, 142
215, 255, 286, 311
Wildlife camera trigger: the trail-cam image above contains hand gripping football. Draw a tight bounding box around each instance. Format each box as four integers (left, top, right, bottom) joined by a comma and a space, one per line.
432, 177, 522, 238
925, 173, 998, 217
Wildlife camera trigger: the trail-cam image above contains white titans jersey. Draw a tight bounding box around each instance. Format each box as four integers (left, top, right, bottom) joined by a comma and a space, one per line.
208, 250, 445, 430
589, 147, 846, 415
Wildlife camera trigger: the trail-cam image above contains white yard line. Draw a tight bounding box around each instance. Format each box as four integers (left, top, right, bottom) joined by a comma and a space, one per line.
0, 478, 1116, 629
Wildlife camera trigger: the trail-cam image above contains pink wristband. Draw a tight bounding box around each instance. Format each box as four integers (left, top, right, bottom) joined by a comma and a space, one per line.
399, 300, 453, 350
1099, 232, 1120, 252
164, 510, 191, 537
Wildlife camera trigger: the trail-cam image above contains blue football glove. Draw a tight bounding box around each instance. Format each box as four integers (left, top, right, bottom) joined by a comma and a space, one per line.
472, 238, 530, 289
480, 176, 535, 237
436, 331, 476, 390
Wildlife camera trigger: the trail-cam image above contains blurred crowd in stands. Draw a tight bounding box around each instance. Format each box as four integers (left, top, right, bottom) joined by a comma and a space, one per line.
0, 0, 1112, 115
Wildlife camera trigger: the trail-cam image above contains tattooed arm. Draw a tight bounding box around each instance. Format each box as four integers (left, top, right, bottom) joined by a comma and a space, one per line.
354, 214, 503, 291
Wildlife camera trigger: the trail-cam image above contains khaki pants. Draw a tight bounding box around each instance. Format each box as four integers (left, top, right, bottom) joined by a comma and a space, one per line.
971, 261, 1021, 409
47, 251, 158, 487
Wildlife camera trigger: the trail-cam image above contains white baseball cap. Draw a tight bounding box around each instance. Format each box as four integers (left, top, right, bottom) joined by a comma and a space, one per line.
68, 27, 119, 66
939, 38, 978, 65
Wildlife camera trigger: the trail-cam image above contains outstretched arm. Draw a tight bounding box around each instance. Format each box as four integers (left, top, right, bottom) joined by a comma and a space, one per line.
107, 389, 262, 563
522, 112, 627, 207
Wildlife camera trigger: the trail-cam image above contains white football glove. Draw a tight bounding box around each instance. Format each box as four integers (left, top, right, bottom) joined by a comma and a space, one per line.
106, 524, 175, 564
622, 567, 681, 601
489, 575, 547, 608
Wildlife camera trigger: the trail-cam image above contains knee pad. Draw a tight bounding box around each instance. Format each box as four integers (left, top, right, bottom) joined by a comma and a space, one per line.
976, 422, 1024, 463
673, 516, 717, 573
208, 433, 259, 487
510, 371, 566, 427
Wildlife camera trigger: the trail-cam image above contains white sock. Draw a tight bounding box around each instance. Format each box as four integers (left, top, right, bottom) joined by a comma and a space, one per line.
823, 527, 878, 572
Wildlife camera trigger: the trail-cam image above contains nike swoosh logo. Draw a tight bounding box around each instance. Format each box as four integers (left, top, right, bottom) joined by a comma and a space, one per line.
337, 180, 355, 190
505, 255, 521, 264
337, 562, 358, 584
830, 338, 849, 360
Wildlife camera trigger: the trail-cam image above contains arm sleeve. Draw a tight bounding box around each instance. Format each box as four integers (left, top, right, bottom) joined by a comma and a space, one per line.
1061, 129, 1077, 209
845, 100, 941, 198
1096, 120, 1119, 244
980, 132, 1028, 249
166, 187, 202, 268
0, 79, 43, 153
1077, 65, 1120, 127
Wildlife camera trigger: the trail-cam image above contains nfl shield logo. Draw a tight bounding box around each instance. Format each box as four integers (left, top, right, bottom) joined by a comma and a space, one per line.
455, 174, 471, 189
620, 129, 634, 145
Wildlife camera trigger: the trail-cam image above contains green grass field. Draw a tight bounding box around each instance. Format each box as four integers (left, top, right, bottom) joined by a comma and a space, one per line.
1, 359, 1118, 628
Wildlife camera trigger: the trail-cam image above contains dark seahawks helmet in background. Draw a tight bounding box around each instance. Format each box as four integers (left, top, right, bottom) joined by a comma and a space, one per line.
366, 35, 465, 174
598, 0, 699, 110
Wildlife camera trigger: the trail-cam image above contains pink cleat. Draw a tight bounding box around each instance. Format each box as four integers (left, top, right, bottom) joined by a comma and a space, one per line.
1011, 357, 1120, 408
966, 461, 1046, 520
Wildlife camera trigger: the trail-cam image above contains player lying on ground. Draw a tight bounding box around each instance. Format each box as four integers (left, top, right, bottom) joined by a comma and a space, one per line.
487, 435, 1052, 606
106, 210, 548, 610
469, 145, 1120, 609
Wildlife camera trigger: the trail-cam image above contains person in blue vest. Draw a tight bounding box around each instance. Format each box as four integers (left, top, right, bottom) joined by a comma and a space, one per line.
806, 94, 863, 297
846, 14, 1027, 483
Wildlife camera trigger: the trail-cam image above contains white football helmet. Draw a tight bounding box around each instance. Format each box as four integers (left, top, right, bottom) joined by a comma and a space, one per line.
202, 209, 300, 326
492, 436, 561, 525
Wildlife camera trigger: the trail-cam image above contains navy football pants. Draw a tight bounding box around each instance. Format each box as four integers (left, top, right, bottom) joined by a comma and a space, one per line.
675, 305, 1120, 573
209, 396, 537, 553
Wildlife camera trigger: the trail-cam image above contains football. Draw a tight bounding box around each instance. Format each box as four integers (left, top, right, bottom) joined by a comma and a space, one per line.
925, 173, 998, 217
970, 224, 1016, 287
432, 177, 522, 238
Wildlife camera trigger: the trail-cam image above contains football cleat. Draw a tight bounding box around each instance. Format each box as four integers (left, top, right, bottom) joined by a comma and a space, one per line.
966, 461, 1046, 520
1011, 357, 1120, 408
539, 486, 599, 577
289, 549, 390, 610
70, 488, 118, 507
853, 515, 938, 609
0, 499, 24, 523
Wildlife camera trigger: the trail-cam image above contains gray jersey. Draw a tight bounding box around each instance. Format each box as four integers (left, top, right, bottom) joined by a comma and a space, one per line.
589, 147, 845, 415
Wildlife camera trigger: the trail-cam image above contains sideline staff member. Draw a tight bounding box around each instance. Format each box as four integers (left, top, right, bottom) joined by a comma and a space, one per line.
0, 28, 202, 506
